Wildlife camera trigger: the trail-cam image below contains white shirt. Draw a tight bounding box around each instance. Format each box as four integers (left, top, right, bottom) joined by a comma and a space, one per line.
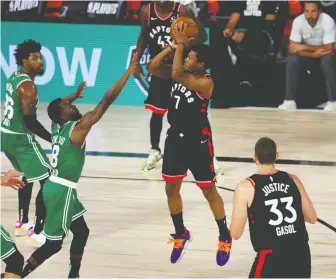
290, 13, 336, 47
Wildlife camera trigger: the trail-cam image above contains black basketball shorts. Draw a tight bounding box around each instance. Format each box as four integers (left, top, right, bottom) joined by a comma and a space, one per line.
144, 76, 172, 115
249, 243, 311, 278
162, 126, 216, 188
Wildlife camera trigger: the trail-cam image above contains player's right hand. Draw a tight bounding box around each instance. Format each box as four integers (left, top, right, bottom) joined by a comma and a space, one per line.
1, 170, 24, 190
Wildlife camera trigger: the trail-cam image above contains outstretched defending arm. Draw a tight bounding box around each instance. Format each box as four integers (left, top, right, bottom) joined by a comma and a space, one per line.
133, 5, 149, 79
69, 54, 138, 147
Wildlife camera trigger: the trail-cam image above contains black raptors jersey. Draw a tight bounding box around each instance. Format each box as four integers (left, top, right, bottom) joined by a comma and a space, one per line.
168, 74, 211, 134
247, 170, 308, 252
147, 2, 181, 58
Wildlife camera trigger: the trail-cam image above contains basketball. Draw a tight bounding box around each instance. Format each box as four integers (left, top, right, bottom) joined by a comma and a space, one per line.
170, 17, 198, 42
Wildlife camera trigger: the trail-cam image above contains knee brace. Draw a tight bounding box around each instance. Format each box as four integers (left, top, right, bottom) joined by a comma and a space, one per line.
3, 249, 24, 276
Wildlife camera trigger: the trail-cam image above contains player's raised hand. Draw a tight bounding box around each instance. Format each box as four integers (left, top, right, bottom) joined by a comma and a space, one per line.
1, 170, 24, 190
76, 81, 87, 98
174, 22, 194, 45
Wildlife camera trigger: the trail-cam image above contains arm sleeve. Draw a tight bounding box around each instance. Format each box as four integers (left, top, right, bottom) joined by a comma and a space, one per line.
23, 115, 52, 143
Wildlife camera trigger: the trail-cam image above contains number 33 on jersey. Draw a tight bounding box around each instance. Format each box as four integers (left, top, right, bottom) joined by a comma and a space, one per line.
247, 171, 309, 251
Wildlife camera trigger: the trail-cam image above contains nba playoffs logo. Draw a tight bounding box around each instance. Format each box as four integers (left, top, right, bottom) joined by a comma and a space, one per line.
126, 46, 151, 96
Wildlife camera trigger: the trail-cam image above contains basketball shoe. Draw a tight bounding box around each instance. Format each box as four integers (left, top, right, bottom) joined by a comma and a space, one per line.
167, 228, 192, 263
216, 233, 232, 266
142, 149, 162, 171
14, 221, 33, 236
26, 230, 46, 248
214, 157, 224, 176
278, 100, 297, 111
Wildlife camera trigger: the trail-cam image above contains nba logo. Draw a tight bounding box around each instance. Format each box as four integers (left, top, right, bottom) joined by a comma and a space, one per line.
126, 46, 151, 97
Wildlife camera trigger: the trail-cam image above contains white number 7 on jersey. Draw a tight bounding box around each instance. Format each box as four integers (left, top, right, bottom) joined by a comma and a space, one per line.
174, 95, 180, 109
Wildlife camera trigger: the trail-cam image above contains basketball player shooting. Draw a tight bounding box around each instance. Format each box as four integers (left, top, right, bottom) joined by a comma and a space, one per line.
230, 137, 317, 278
134, 0, 208, 171
147, 22, 232, 266
21, 54, 138, 278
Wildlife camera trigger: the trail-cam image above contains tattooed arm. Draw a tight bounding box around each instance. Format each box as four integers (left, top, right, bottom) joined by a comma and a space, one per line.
19, 81, 52, 142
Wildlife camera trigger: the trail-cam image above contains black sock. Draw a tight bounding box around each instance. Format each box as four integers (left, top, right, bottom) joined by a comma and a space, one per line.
150, 113, 163, 152
34, 179, 47, 234
18, 179, 33, 223
22, 259, 37, 277
68, 258, 82, 278
171, 212, 185, 236
216, 216, 230, 241
22, 240, 63, 277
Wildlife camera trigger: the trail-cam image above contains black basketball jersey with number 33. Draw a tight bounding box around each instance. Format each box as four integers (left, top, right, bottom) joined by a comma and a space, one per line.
147, 2, 182, 58
247, 170, 309, 252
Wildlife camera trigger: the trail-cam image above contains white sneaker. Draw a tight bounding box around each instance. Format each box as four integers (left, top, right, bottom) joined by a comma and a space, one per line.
324, 101, 336, 111
15, 221, 33, 236
142, 149, 162, 171
214, 158, 224, 176
278, 100, 297, 111
26, 230, 46, 248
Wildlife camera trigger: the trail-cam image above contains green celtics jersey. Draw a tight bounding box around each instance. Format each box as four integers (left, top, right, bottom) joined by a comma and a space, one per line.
50, 121, 86, 183
1, 71, 36, 134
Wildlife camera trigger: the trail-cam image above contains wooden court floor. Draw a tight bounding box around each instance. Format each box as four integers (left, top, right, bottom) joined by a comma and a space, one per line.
1, 104, 335, 278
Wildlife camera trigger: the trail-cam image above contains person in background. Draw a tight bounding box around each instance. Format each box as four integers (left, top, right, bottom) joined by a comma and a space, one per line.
223, 1, 281, 88
278, 1, 336, 111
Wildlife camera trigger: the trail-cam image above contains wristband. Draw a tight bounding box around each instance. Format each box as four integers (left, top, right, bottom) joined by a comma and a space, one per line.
165, 44, 174, 52
235, 28, 248, 33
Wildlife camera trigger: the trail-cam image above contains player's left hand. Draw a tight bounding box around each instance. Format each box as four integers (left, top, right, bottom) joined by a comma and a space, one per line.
174, 22, 194, 45
1, 170, 24, 190
76, 81, 87, 98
